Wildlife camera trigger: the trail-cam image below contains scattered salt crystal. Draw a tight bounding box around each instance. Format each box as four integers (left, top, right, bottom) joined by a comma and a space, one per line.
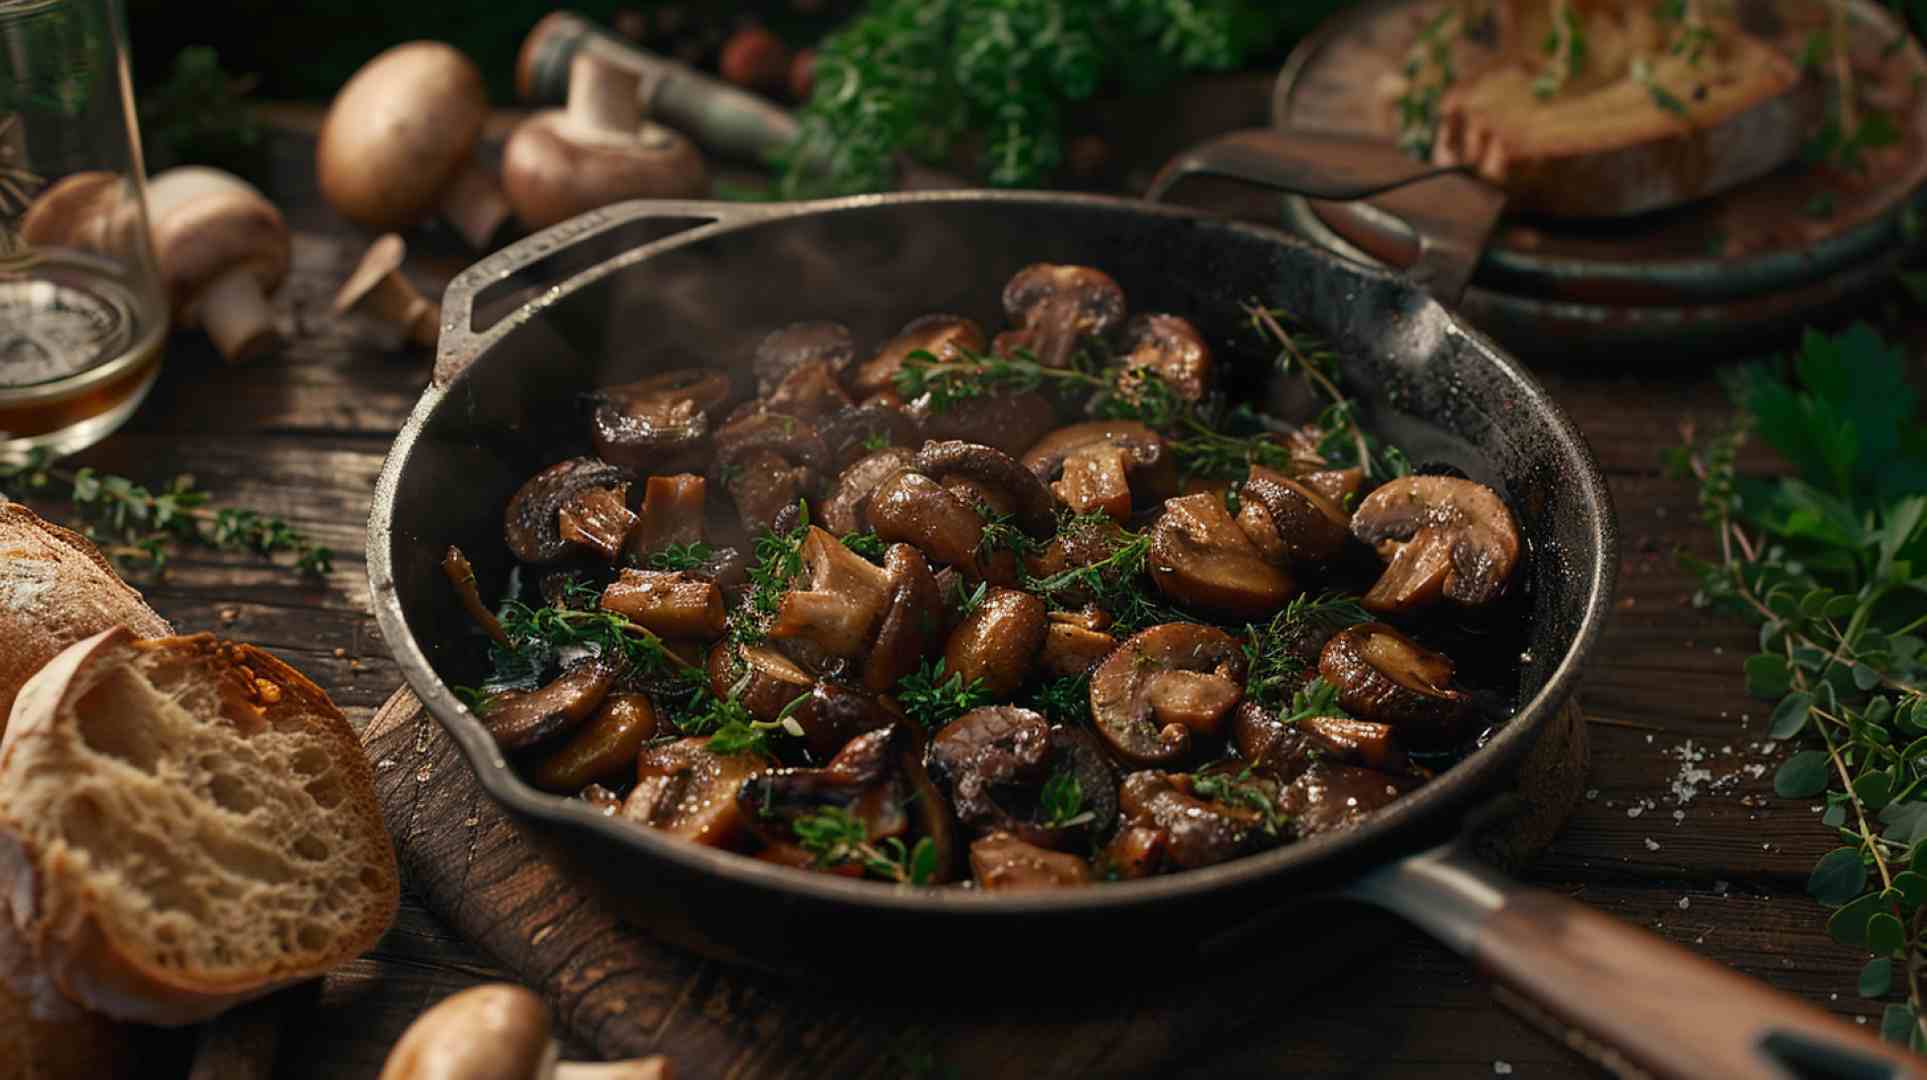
1673, 810, 1685, 824
1678, 897, 1691, 910
1494, 1064, 1513, 1076
1858, 1016, 1868, 1025
1646, 734, 1655, 744
1586, 788, 1599, 800
1628, 806, 1644, 818
1811, 805, 1825, 812
1715, 880, 1730, 894
377, 757, 396, 770
1645, 837, 1661, 851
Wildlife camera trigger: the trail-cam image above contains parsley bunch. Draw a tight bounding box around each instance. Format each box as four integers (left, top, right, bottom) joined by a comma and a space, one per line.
1671, 324, 1927, 1049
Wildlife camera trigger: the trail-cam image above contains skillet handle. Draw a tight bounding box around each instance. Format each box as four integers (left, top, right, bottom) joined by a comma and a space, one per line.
432, 199, 786, 388
1351, 844, 1924, 1079
1144, 128, 1504, 306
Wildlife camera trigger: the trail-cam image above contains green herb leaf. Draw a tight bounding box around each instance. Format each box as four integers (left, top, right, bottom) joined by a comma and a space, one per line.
1745, 654, 1793, 698
1770, 691, 1815, 739
895, 658, 994, 734
1868, 911, 1906, 954
1040, 769, 1091, 829
1775, 750, 1832, 798
1810, 847, 1870, 906
1829, 892, 1886, 946
1861, 955, 1894, 998
1882, 1003, 1918, 1045
1855, 771, 1897, 813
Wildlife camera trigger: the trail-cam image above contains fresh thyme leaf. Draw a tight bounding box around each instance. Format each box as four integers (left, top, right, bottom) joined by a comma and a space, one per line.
1020, 514, 1187, 636
646, 541, 716, 572
1242, 303, 1410, 481
1243, 593, 1371, 709
736, 502, 813, 645
974, 503, 1038, 562
1189, 768, 1290, 837
1040, 768, 1093, 829
1282, 676, 1351, 726
0, 449, 332, 578
793, 806, 937, 884
1533, 0, 1587, 100
1395, 7, 1459, 158
1673, 323, 1927, 1045
896, 658, 995, 734
953, 578, 990, 619
1029, 672, 1091, 726
841, 530, 888, 562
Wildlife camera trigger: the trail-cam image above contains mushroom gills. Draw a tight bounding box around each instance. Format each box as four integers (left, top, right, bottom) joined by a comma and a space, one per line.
1148, 493, 1297, 619
1087, 623, 1247, 768
1318, 623, 1471, 751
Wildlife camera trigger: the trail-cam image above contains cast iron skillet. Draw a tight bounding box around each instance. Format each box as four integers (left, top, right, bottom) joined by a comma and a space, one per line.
367, 173, 1915, 1077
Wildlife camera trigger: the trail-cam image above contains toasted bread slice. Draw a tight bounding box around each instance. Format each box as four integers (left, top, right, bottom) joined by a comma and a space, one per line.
0, 504, 171, 737
0, 628, 398, 1026
1428, 2, 1817, 217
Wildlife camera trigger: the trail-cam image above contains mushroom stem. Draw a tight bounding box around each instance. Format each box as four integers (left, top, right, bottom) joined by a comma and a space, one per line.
334, 234, 441, 349
197, 269, 285, 364
553, 1060, 671, 1079
437, 158, 511, 249
567, 50, 642, 134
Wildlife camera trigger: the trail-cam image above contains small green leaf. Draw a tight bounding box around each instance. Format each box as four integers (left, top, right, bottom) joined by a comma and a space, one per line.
1830, 893, 1885, 945
1883, 1003, 1918, 1045
1770, 692, 1814, 739
1894, 871, 1927, 911
1854, 664, 1883, 691
1745, 654, 1793, 698
1775, 750, 1832, 798
1809, 847, 1869, 905
1824, 594, 1861, 620
1855, 771, 1896, 812
1861, 955, 1894, 997
907, 837, 938, 886
1824, 803, 1848, 827
1868, 911, 1905, 954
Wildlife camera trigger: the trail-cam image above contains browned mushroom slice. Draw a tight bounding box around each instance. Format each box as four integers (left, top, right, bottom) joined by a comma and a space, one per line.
1301, 467, 1364, 508
911, 389, 1059, 458
1300, 714, 1409, 773
625, 736, 769, 848
707, 641, 814, 722
1318, 622, 1470, 750
751, 320, 856, 396
1050, 723, 1121, 839
1021, 420, 1177, 523
1236, 465, 1350, 567
762, 357, 853, 421
1147, 492, 1297, 619
712, 411, 831, 534
530, 693, 659, 793
817, 405, 922, 472
820, 448, 915, 536
847, 313, 986, 400
866, 543, 943, 692
600, 569, 727, 640
1229, 700, 1317, 783
504, 457, 632, 565
970, 832, 1093, 891
738, 726, 912, 849
929, 706, 1051, 831
591, 369, 732, 473
477, 657, 621, 751
1115, 313, 1211, 404
770, 526, 893, 658
1279, 763, 1421, 837
867, 468, 1017, 585
1350, 475, 1521, 614
1088, 623, 1247, 768
1039, 611, 1117, 679
1001, 263, 1127, 369
914, 441, 1060, 538
1100, 825, 1167, 880
942, 587, 1047, 697
555, 482, 636, 562
627, 473, 706, 561
1114, 770, 1281, 871
787, 681, 901, 760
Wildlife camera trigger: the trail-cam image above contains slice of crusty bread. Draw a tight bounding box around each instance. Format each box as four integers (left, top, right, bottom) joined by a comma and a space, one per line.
0, 503, 172, 738
0, 627, 399, 1026
0, 975, 140, 1079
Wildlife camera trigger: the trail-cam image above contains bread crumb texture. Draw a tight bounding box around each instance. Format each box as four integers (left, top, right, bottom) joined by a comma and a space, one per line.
0, 630, 397, 1023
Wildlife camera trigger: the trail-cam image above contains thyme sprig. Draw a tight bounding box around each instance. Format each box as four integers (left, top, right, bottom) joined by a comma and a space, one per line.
1669, 324, 1927, 1049
1243, 303, 1410, 482
895, 658, 995, 734
1190, 768, 1290, 837
645, 541, 715, 572
0, 448, 332, 577
1040, 769, 1094, 829
1243, 591, 1371, 711
1395, 7, 1460, 157
793, 806, 940, 884
1020, 513, 1189, 635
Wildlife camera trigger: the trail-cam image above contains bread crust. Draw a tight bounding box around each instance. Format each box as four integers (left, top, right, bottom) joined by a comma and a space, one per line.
0, 504, 171, 737
0, 628, 400, 1026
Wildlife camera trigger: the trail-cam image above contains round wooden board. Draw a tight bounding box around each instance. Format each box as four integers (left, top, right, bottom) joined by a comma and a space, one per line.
1275, 0, 1927, 306
360, 684, 1590, 1073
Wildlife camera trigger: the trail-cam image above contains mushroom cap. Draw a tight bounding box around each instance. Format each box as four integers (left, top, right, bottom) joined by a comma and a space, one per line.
1116, 313, 1212, 404
1148, 492, 1297, 619
627, 736, 767, 847
318, 41, 489, 230
913, 441, 1059, 537
479, 657, 620, 751
503, 456, 632, 565
502, 112, 708, 230
1318, 622, 1469, 749
18, 170, 125, 250
1350, 475, 1521, 612
752, 321, 858, 395
333, 232, 408, 314
144, 166, 291, 316
941, 586, 1048, 698
847, 313, 985, 400
1088, 623, 1247, 767
1237, 465, 1351, 566
592, 369, 733, 473
377, 983, 553, 1080
1000, 263, 1127, 368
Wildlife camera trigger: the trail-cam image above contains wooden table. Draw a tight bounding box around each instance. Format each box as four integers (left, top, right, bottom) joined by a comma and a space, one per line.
16, 100, 1924, 1078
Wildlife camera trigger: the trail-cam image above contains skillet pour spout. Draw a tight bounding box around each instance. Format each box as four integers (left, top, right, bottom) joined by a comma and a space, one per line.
365, 188, 1903, 1075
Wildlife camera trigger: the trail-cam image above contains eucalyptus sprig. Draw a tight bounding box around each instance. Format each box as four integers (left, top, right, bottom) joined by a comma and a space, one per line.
0, 449, 332, 577
1670, 323, 1927, 1048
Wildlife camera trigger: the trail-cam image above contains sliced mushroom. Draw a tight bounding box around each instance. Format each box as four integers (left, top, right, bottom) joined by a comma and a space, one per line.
591, 369, 733, 474
1236, 464, 1350, 567
752, 320, 856, 396
1229, 700, 1317, 783
1301, 714, 1410, 773
1148, 492, 1296, 619
1301, 466, 1364, 508
556, 482, 637, 562
910, 389, 1060, 458
1114, 313, 1211, 404
820, 448, 915, 536
477, 657, 621, 751
866, 468, 1017, 585
739, 726, 912, 850
847, 314, 986, 399
1088, 623, 1246, 768
1100, 825, 1167, 880
817, 405, 921, 472
1000, 263, 1127, 370
530, 692, 659, 792
600, 570, 727, 640
624, 736, 768, 848
942, 587, 1047, 697
970, 832, 1092, 891
760, 357, 854, 422
1038, 616, 1118, 678
1049, 724, 1121, 840
1021, 421, 1177, 522
628, 474, 706, 561
914, 441, 1060, 538
504, 457, 632, 565
1279, 763, 1421, 837
770, 527, 893, 658
1023, 515, 1133, 609
712, 411, 832, 534
1111, 769, 1281, 871
929, 706, 1051, 837
1350, 475, 1521, 614
707, 641, 814, 723
783, 681, 902, 761
865, 543, 943, 692
1318, 622, 1471, 750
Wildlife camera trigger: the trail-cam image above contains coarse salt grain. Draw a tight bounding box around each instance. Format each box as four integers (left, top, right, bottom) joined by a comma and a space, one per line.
1494, 1064, 1513, 1076
1678, 896, 1691, 909
1644, 837, 1660, 851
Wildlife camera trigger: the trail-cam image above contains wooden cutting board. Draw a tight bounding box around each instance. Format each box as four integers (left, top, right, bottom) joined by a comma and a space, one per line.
360, 685, 1588, 1076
